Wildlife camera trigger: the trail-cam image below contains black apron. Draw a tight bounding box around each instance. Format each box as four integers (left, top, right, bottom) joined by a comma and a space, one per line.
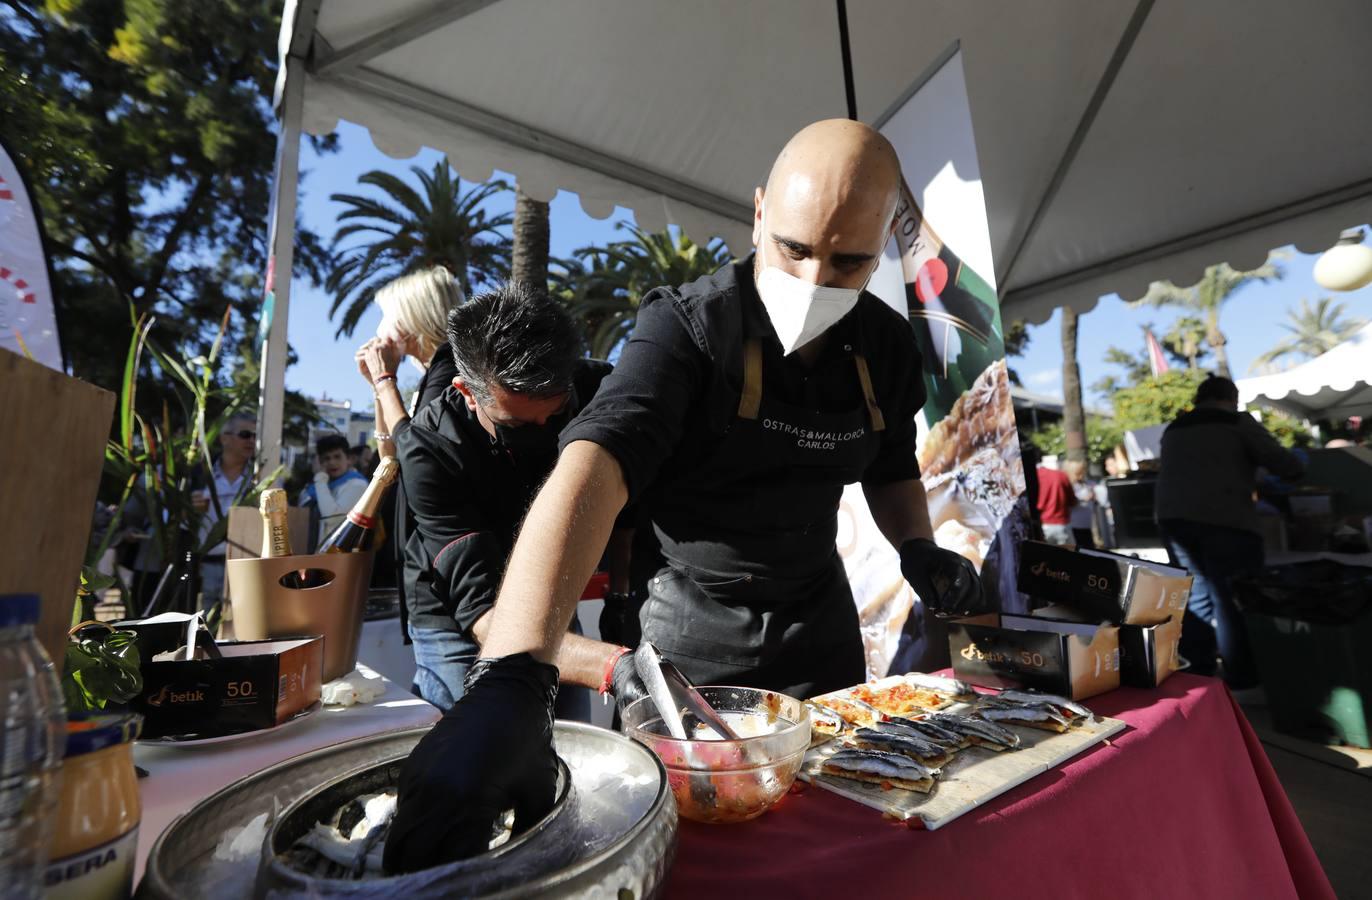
640, 335, 886, 698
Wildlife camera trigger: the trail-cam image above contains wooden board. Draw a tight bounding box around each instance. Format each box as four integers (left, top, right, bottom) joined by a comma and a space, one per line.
799, 703, 1125, 829
0, 349, 115, 669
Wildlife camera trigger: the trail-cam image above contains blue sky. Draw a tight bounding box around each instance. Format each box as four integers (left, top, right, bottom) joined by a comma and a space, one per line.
285, 122, 1372, 413
1011, 249, 1372, 406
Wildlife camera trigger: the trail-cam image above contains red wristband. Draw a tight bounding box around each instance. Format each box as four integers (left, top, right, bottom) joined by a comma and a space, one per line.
600, 646, 631, 695
373, 372, 397, 385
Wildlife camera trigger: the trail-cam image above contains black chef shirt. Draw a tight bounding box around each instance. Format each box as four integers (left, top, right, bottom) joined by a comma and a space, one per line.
396, 359, 612, 632
560, 256, 925, 507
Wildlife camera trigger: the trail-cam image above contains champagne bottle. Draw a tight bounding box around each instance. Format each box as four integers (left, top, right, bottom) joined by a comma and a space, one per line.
259, 488, 293, 558
317, 456, 399, 553
261, 488, 317, 588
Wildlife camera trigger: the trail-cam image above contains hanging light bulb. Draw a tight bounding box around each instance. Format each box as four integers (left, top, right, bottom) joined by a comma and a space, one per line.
1313, 228, 1372, 291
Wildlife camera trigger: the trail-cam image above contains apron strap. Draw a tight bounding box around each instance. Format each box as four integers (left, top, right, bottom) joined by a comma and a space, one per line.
737, 339, 763, 420
853, 354, 886, 432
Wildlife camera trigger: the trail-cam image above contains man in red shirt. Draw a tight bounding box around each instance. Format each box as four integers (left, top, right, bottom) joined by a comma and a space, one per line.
1036, 464, 1077, 545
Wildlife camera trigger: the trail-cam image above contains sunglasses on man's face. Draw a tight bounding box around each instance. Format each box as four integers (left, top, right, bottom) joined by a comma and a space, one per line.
232, 429, 257, 440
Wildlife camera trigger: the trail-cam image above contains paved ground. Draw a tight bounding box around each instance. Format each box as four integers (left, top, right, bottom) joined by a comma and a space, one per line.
1240, 701, 1372, 899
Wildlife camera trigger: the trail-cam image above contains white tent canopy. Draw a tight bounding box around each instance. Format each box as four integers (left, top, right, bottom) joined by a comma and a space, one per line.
1238, 322, 1372, 421
258, 0, 1372, 463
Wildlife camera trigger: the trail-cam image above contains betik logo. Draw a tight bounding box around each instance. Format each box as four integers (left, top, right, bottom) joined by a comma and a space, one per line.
144, 684, 206, 706
1030, 561, 1070, 582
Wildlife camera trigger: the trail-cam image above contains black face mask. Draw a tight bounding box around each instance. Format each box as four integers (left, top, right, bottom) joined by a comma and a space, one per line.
493, 415, 564, 461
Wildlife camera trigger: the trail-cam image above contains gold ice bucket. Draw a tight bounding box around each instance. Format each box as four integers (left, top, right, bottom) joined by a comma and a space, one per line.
227, 551, 373, 681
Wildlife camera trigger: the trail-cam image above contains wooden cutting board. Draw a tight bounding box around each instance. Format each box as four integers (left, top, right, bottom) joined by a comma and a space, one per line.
0, 349, 115, 669
799, 703, 1125, 828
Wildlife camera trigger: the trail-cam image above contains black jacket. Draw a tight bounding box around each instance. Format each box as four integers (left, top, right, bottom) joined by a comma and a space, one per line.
395, 359, 613, 632
394, 343, 458, 635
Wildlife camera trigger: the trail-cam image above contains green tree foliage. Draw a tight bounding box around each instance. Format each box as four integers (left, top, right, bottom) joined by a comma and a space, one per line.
0, 0, 336, 398
326, 161, 513, 336
552, 224, 731, 359
1003, 318, 1029, 385
1027, 416, 1125, 466
1162, 316, 1209, 369
1109, 369, 1207, 432
1090, 345, 1152, 396
1131, 257, 1284, 379
1091, 319, 1211, 396
1256, 407, 1316, 449
1250, 297, 1367, 373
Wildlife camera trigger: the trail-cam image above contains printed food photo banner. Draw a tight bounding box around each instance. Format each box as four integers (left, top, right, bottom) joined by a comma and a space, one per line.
0, 136, 61, 372
839, 49, 1027, 678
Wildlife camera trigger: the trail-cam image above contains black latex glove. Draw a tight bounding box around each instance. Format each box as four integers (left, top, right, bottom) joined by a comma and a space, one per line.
383, 653, 559, 874
899, 538, 988, 618
610, 648, 649, 715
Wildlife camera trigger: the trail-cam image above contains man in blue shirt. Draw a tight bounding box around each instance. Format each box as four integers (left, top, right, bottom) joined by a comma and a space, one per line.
299, 433, 368, 547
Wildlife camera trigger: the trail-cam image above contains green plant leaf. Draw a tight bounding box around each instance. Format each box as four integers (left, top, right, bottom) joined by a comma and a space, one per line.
62, 626, 144, 713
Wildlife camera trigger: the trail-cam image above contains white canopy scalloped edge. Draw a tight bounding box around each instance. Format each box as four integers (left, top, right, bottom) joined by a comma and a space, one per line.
302, 77, 1372, 323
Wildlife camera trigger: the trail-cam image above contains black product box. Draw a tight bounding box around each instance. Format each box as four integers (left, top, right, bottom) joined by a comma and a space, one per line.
949, 613, 1121, 701
1033, 604, 1183, 689
1019, 541, 1192, 625
118, 614, 322, 739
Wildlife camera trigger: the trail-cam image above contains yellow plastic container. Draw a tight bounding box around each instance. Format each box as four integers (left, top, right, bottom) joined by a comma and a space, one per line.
45, 714, 143, 899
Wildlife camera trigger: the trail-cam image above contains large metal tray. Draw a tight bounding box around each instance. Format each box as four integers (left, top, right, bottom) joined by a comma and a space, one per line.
137, 722, 677, 899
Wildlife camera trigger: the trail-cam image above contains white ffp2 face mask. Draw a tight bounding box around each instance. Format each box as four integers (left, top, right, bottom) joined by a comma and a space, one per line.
754, 210, 877, 355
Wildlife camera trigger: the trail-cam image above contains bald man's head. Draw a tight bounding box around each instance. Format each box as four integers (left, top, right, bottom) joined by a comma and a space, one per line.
753, 119, 902, 290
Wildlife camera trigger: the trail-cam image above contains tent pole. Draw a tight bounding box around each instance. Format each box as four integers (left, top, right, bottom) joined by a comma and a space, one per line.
835, 0, 857, 121
256, 51, 305, 480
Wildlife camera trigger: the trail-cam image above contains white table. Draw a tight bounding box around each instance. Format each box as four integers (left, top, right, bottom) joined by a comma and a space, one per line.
132, 666, 440, 885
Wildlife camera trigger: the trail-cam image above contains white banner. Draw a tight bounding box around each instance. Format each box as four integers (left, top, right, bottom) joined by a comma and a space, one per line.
0, 140, 62, 371
840, 49, 1026, 678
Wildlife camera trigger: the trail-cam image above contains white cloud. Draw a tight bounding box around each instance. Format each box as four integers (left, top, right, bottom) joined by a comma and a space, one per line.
1027, 369, 1059, 387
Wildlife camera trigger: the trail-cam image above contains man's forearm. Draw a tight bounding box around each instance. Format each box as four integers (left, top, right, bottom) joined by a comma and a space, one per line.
471, 607, 624, 690
479, 441, 629, 685
863, 478, 935, 549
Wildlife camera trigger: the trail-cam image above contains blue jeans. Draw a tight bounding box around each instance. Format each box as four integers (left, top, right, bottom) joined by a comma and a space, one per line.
408, 622, 480, 711
408, 619, 593, 723
1159, 519, 1263, 688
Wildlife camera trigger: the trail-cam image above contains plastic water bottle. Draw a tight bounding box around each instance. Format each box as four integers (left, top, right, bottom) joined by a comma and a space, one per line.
0, 594, 67, 899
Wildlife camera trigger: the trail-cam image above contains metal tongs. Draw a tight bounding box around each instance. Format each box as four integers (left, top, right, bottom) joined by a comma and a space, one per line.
634, 641, 740, 741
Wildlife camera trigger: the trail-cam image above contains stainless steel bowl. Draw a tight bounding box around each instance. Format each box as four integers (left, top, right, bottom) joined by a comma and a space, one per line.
137, 722, 677, 899
622, 686, 809, 824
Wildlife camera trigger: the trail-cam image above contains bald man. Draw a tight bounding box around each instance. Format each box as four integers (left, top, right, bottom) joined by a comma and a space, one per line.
384, 120, 983, 872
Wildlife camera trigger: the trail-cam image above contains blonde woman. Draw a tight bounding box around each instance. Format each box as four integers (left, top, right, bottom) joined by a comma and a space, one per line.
354, 267, 463, 673
355, 267, 465, 457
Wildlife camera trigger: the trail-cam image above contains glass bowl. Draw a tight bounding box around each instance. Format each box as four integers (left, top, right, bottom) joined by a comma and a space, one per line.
622, 686, 810, 824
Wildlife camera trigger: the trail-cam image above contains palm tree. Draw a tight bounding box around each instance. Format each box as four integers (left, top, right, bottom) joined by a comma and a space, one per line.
550, 252, 624, 359
326, 160, 512, 337
511, 188, 551, 288
1162, 315, 1209, 369
554, 224, 732, 359
1131, 257, 1284, 379
1060, 307, 1087, 464
1250, 297, 1367, 372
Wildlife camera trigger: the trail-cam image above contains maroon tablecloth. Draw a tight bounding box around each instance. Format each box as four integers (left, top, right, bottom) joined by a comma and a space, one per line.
666, 674, 1334, 899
